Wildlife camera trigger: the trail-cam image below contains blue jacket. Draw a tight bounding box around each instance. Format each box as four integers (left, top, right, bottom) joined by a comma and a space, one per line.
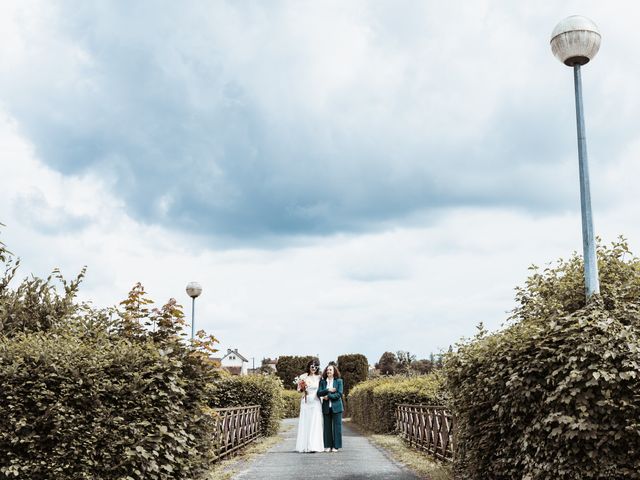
317, 378, 344, 414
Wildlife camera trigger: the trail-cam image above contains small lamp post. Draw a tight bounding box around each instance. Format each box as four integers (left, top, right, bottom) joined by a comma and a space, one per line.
186, 282, 203, 340
550, 15, 602, 299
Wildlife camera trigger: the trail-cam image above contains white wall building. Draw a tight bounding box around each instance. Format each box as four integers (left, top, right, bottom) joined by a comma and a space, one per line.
220, 348, 249, 375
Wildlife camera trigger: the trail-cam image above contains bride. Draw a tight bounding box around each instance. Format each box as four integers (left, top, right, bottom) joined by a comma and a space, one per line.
294, 359, 324, 453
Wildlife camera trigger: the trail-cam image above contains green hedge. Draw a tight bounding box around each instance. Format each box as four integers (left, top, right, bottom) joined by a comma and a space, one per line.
0, 332, 216, 480
337, 353, 368, 396
275, 355, 314, 390
206, 374, 284, 436
282, 389, 301, 418
348, 374, 445, 433
445, 240, 640, 479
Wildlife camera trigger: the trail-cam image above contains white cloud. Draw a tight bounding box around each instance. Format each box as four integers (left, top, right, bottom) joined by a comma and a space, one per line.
2, 1, 640, 368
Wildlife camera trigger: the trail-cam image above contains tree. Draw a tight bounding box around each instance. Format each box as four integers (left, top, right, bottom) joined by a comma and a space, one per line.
275, 355, 315, 389
257, 358, 276, 375
375, 351, 397, 375
337, 354, 368, 396
395, 350, 416, 374
411, 358, 434, 374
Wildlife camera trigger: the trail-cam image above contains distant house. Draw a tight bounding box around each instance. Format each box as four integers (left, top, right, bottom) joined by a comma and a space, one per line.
220, 348, 249, 375
262, 357, 278, 373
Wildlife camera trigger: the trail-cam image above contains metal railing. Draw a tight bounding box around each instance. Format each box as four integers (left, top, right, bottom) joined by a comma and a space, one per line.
396, 404, 455, 461
212, 405, 261, 460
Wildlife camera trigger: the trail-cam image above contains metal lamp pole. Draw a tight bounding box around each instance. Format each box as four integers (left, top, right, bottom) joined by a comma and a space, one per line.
550, 16, 602, 299
185, 282, 203, 340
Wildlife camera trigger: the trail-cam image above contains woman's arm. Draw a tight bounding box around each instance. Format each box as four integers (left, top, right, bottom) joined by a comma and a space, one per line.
327, 379, 343, 400
317, 379, 329, 397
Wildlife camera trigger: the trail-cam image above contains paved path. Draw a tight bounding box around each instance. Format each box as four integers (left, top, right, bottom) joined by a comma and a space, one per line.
232, 419, 421, 480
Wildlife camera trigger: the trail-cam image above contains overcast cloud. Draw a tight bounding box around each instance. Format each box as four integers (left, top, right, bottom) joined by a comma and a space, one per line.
2, 1, 640, 365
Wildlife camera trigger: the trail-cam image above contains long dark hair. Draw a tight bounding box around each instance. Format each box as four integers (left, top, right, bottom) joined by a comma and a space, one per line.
322, 363, 341, 379
306, 358, 320, 375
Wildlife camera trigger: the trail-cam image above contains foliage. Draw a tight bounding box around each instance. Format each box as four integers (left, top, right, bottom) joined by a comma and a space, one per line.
281, 389, 301, 418
376, 351, 398, 375
445, 239, 640, 479
395, 350, 416, 374
257, 357, 277, 375
0, 332, 218, 480
0, 230, 223, 479
275, 355, 315, 390
206, 374, 284, 436
349, 374, 445, 433
376, 351, 441, 375
0, 257, 86, 337
411, 358, 434, 374
337, 353, 368, 397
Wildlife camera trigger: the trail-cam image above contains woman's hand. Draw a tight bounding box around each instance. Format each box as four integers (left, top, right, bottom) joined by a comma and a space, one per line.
328, 387, 336, 393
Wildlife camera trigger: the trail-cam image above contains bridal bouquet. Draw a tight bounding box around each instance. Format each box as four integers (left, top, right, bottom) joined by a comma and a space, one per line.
293, 376, 308, 403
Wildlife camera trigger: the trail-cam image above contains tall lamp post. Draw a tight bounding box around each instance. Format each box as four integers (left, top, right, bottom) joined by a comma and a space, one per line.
550, 15, 602, 299
186, 282, 203, 340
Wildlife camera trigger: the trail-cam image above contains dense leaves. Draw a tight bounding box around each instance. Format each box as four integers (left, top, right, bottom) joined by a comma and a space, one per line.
445, 239, 640, 479
337, 353, 368, 397
349, 374, 445, 433
0, 231, 224, 479
206, 374, 284, 436
376, 351, 398, 375
282, 390, 301, 418
0, 333, 218, 480
275, 355, 315, 390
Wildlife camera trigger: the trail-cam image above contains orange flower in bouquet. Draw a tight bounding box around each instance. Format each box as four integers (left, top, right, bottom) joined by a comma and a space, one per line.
293, 376, 308, 403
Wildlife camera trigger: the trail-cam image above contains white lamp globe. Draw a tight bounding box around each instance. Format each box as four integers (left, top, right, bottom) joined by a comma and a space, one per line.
186, 282, 202, 299
550, 15, 601, 66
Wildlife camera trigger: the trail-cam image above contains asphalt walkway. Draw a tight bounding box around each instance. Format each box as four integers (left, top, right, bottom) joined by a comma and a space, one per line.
232, 418, 421, 480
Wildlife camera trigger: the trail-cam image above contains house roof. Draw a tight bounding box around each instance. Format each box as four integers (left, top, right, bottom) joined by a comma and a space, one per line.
222, 348, 249, 362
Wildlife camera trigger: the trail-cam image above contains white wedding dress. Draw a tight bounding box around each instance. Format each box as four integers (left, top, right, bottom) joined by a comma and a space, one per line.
294, 373, 324, 452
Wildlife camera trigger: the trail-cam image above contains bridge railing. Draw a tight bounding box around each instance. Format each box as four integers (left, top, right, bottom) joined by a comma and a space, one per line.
212, 405, 261, 460
396, 404, 455, 461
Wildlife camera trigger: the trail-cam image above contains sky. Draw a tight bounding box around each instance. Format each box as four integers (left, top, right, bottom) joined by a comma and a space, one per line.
2, 1, 640, 368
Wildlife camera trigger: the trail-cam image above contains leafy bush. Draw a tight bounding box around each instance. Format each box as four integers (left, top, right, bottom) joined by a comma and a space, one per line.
445, 239, 640, 480
349, 374, 445, 433
282, 389, 301, 418
0, 332, 218, 480
0, 240, 85, 337
206, 374, 284, 436
275, 355, 314, 390
337, 353, 368, 397
0, 233, 224, 479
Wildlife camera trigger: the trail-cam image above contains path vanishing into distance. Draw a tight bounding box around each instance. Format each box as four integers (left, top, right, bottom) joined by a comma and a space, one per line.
231, 419, 421, 480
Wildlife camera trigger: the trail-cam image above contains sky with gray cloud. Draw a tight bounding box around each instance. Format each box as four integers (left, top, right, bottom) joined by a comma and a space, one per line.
2, 1, 640, 366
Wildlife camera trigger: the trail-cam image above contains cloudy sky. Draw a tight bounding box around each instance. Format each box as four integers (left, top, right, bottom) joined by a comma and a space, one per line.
2, 1, 640, 367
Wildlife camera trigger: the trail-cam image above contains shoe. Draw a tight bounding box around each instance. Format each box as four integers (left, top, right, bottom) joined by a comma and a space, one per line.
331, 448, 338, 452
324, 448, 331, 452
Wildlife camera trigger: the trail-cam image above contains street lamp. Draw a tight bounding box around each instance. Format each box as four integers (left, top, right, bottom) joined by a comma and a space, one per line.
186, 281, 203, 340
550, 15, 601, 299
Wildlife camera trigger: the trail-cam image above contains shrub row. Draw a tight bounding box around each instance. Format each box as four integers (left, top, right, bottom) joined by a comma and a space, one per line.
0, 332, 217, 480
337, 353, 368, 396
206, 374, 284, 436
348, 374, 445, 433
0, 230, 282, 479
275, 355, 314, 390
281, 389, 301, 418
445, 240, 640, 479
